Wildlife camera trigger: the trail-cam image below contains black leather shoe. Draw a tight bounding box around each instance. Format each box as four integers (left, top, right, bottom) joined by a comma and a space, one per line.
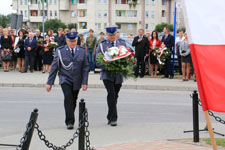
169, 76, 174, 79
107, 120, 111, 125
110, 121, 117, 126
67, 124, 74, 130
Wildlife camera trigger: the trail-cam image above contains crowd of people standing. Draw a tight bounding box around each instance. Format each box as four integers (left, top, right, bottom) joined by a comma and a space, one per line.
0, 25, 193, 81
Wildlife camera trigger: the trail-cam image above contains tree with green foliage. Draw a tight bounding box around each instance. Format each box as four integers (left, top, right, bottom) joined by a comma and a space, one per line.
155, 23, 174, 33
67, 23, 77, 30
0, 14, 11, 28
39, 19, 66, 33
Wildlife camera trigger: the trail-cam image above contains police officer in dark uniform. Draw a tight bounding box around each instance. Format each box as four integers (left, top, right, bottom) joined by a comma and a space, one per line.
96, 25, 127, 126
46, 32, 89, 130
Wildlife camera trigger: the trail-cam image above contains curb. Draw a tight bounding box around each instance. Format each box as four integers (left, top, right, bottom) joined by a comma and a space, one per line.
0, 83, 197, 91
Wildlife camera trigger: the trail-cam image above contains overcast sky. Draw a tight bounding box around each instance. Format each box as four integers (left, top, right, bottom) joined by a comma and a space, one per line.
0, 0, 15, 15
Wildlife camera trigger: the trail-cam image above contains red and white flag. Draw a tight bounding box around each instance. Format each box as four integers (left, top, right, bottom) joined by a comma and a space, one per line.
182, 0, 225, 112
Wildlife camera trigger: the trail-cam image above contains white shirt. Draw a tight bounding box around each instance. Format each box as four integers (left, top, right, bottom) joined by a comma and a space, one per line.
175, 36, 185, 45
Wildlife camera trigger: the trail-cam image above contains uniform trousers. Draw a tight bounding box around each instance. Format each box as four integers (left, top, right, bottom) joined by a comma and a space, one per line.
61, 83, 80, 125
103, 80, 122, 122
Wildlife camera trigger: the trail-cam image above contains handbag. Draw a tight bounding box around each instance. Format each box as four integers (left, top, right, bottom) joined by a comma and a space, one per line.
2, 52, 12, 61
14, 47, 20, 53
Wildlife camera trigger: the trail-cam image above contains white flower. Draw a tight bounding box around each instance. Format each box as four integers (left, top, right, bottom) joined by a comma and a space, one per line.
107, 47, 119, 56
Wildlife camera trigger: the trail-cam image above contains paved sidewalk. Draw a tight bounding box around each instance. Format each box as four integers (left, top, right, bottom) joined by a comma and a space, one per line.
0, 123, 224, 150
97, 140, 222, 150
0, 71, 197, 91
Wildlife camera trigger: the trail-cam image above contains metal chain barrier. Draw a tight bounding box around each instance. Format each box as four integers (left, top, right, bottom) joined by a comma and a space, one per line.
16, 120, 34, 150
190, 94, 225, 125
34, 109, 95, 150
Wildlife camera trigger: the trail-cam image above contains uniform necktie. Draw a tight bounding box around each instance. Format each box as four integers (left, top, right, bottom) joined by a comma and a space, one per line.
111, 42, 114, 47
71, 48, 74, 57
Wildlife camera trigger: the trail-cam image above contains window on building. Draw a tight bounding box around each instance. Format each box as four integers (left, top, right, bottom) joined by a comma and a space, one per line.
162, 10, 166, 17
50, 10, 52, 16
98, 11, 101, 17
104, 10, 107, 17
45, 10, 48, 16
98, 23, 101, 29
79, 22, 87, 29
162, 0, 166, 5
145, 24, 148, 29
20, 10, 23, 15
98, 0, 101, 4
54, 0, 57, 5
104, 0, 107, 4
24, 0, 27, 5
151, 11, 155, 18
146, 11, 149, 18
31, 10, 38, 16
41, 10, 48, 16
79, 10, 87, 17
79, 0, 86, 3
127, 10, 137, 17
49, 0, 52, 5
104, 23, 107, 28
20, 0, 23, 5
31, 0, 38, 4
152, 0, 155, 5
145, 0, 149, 5
55, 11, 57, 16
71, 0, 77, 4
25, 10, 28, 17
116, 10, 126, 17
116, 23, 121, 29
71, 11, 77, 17
151, 23, 155, 30
116, 0, 126, 4
128, 24, 133, 30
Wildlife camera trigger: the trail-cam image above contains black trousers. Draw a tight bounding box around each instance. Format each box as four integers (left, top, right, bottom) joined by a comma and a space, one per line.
178, 55, 182, 75
103, 80, 122, 122
34, 54, 43, 71
61, 83, 80, 125
164, 57, 173, 77
24, 54, 35, 71
135, 57, 145, 77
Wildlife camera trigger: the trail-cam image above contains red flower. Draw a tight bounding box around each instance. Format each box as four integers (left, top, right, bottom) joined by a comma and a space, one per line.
128, 52, 135, 58
132, 61, 136, 65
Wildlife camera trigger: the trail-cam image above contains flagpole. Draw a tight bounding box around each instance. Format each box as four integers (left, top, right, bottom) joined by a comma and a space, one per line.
172, 2, 177, 76
42, 0, 45, 39
204, 111, 217, 150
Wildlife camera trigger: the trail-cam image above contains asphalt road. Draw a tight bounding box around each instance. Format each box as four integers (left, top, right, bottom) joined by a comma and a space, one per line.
0, 87, 209, 136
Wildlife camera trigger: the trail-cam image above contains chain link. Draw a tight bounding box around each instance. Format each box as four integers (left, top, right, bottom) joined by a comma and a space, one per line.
16, 120, 34, 150
190, 93, 225, 125
34, 109, 95, 150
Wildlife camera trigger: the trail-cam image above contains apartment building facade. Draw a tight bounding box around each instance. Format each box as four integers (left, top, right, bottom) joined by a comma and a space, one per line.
12, 0, 184, 34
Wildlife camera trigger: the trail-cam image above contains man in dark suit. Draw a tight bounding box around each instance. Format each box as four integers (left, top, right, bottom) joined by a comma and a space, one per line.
34, 29, 43, 71
161, 27, 175, 79
24, 32, 37, 73
132, 29, 150, 78
46, 32, 89, 130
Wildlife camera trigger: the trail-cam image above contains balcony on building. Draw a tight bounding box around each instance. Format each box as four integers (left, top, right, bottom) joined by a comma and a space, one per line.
77, 0, 87, 9
29, 10, 42, 22
115, 0, 140, 10
60, 0, 69, 10
77, 9, 87, 21
115, 10, 138, 22
29, 0, 39, 10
